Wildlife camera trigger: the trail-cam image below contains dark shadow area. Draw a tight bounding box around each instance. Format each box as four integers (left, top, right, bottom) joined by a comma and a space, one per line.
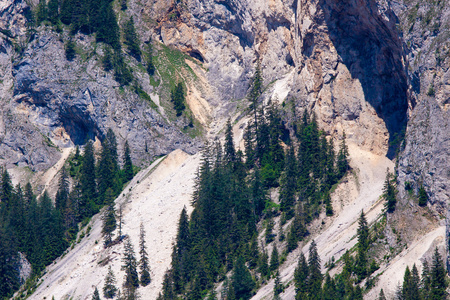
318, 0, 408, 158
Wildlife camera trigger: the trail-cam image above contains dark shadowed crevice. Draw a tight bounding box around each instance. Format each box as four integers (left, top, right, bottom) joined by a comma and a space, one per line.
319, 0, 408, 158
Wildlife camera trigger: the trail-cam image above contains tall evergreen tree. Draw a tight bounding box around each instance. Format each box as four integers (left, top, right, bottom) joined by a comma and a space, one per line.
171, 82, 185, 116
92, 287, 101, 300
47, 0, 59, 24
80, 140, 97, 217
294, 253, 309, 299
122, 239, 139, 292
270, 244, 279, 273
378, 289, 387, 300
139, 223, 151, 286
243, 123, 255, 168
418, 185, 428, 207
123, 141, 134, 182
337, 132, 349, 178
430, 248, 447, 299
224, 119, 236, 165
102, 203, 117, 247
308, 240, 322, 300
103, 265, 118, 299
383, 171, 397, 213
146, 43, 155, 76
0, 218, 19, 298
123, 17, 141, 59
55, 166, 69, 213
355, 210, 369, 279
231, 255, 255, 300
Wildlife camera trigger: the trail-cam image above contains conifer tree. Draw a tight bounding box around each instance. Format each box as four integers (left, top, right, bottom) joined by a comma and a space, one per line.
308, 240, 322, 299
224, 119, 236, 165
92, 287, 100, 300
123, 17, 141, 59
378, 289, 387, 300
96, 2, 120, 49
65, 39, 76, 61
102, 45, 114, 72
270, 244, 279, 273
113, 52, 133, 85
231, 255, 255, 300
139, 223, 151, 286
355, 210, 369, 279
422, 259, 431, 298
123, 141, 133, 182
80, 140, 97, 217
47, 0, 59, 24
171, 82, 185, 116
258, 250, 269, 279
122, 239, 139, 297
274, 270, 283, 297
279, 145, 297, 219
418, 185, 428, 207
102, 203, 116, 247
0, 219, 20, 298
294, 253, 308, 299
55, 166, 69, 213
103, 265, 118, 299
430, 247, 447, 299
249, 63, 262, 130
322, 273, 337, 300
243, 123, 255, 168
146, 43, 155, 76
337, 132, 349, 178
36, 0, 48, 24
383, 171, 397, 213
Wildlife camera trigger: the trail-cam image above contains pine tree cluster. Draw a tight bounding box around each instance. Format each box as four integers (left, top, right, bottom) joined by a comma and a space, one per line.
159, 101, 349, 299
35, 0, 121, 50
0, 129, 136, 298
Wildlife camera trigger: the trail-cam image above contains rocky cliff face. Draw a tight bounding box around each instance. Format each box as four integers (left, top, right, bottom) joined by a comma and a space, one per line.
2, 0, 450, 297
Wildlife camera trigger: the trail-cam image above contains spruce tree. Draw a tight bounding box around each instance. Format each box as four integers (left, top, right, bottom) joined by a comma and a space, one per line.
270, 244, 279, 273
146, 43, 155, 76
224, 119, 236, 165
355, 210, 369, 279
122, 239, 139, 292
418, 185, 428, 207
102, 45, 114, 72
139, 223, 151, 286
231, 255, 255, 300
294, 253, 308, 299
36, 0, 48, 24
55, 166, 69, 213
65, 39, 76, 61
47, 0, 59, 24
274, 270, 283, 297
80, 140, 97, 217
243, 123, 255, 168
258, 250, 269, 279
0, 219, 20, 298
383, 171, 397, 213
430, 247, 447, 299
123, 141, 133, 182
123, 17, 141, 59
378, 289, 387, 300
102, 203, 116, 247
171, 82, 185, 116
337, 132, 349, 178
308, 240, 322, 300
92, 287, 101, 300
103, 266, 118, 299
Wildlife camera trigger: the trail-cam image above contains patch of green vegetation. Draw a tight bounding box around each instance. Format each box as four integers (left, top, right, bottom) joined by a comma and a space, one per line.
153, 43, 199, 119
134, 85, 158, 110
